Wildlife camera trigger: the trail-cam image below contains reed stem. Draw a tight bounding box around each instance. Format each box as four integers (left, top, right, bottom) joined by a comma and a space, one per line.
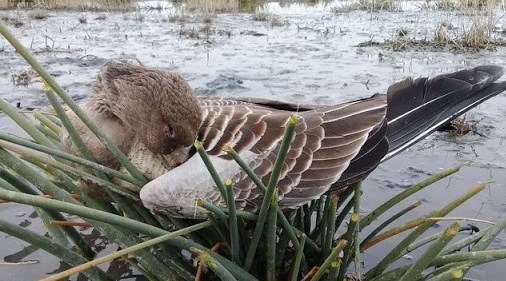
360, 163, 465, 230
361, 201, 422, 250
310, 239, 347, 281
192, 248, 238, 281
39, 222, 209, 281
398, 223, 460, 281
266, 189, 279, 281
0, 220, 111, 281
244, 115, 297, 270
366, 182, 488, 278
289, 234, 307, 281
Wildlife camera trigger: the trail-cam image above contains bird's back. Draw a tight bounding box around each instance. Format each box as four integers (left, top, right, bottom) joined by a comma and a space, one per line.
189, 96, 387, 210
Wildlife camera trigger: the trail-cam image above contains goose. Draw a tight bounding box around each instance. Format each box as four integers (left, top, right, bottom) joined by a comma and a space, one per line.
61, 62, 506, 218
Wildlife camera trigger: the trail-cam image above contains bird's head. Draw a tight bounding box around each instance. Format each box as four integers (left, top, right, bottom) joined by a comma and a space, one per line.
93, 62, 202, 154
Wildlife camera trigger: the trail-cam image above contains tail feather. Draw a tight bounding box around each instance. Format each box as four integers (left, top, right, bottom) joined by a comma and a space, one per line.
384, 65, 506, 160
328, 65, 505, 194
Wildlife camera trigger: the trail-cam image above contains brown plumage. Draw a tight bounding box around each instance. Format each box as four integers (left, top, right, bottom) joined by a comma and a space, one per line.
195, 96, 386, 210
61, 62, 506, 218
61, 62, 202, 195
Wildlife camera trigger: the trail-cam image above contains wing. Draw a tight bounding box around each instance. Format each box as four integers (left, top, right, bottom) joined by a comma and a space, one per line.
140, 96, 387, 217
385, 65, 506, 159
328, 65, 506, 193
197, 96, 387, 210
327, 118, 389, 193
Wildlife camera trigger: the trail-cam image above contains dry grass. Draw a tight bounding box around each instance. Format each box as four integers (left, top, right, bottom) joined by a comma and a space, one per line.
179, 26, 200, 39
184, 0, 239, 14
252, 11, 285, 27
447, 0, 498, 50
438, 117, 486, 136
434, 24, 453, 45
332, 0, 401, 13
252, 11, 268, 21
359, 0, 400, 11
0, 0, 134, 11
386, 21, 503, 52
331, 3, 362, 13
462, 21, 492, 48
133, 12, 144, 22
436, 0, 461, 10
445, 118, 473, 135
397, 27, 409, 36
0, 13, 23, 27
168, 14, 189, 23
29, 8, 48, 19
436, 0, 503, 10
202, 14, 213, 24
384, 0, 503, 51
169, 0, 240, 27
269, 15, 284, 27
11, 68, 38, 86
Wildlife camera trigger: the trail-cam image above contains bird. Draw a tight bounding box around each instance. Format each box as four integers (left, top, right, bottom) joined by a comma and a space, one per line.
60, 62, 506, 218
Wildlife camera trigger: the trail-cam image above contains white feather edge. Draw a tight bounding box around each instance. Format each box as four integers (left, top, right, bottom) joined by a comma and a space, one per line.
140, 150, 257, 218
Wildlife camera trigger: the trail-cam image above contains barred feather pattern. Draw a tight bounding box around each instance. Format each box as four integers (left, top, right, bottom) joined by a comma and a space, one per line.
203, 97, 383, 210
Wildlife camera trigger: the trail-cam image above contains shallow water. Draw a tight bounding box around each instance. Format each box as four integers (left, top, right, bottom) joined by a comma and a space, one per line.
1, 1, 506, 280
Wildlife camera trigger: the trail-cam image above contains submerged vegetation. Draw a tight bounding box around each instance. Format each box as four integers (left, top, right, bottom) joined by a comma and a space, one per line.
0, 14, 506, 280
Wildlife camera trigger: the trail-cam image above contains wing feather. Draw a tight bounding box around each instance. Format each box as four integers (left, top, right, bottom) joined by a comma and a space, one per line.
196, 95, 387, 209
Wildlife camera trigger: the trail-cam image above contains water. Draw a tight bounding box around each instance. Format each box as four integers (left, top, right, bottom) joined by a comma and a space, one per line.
1, 1, 506, 280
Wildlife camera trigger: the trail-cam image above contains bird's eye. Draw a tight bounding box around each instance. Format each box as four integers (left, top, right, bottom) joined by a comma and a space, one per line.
164, 124, 175, 139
